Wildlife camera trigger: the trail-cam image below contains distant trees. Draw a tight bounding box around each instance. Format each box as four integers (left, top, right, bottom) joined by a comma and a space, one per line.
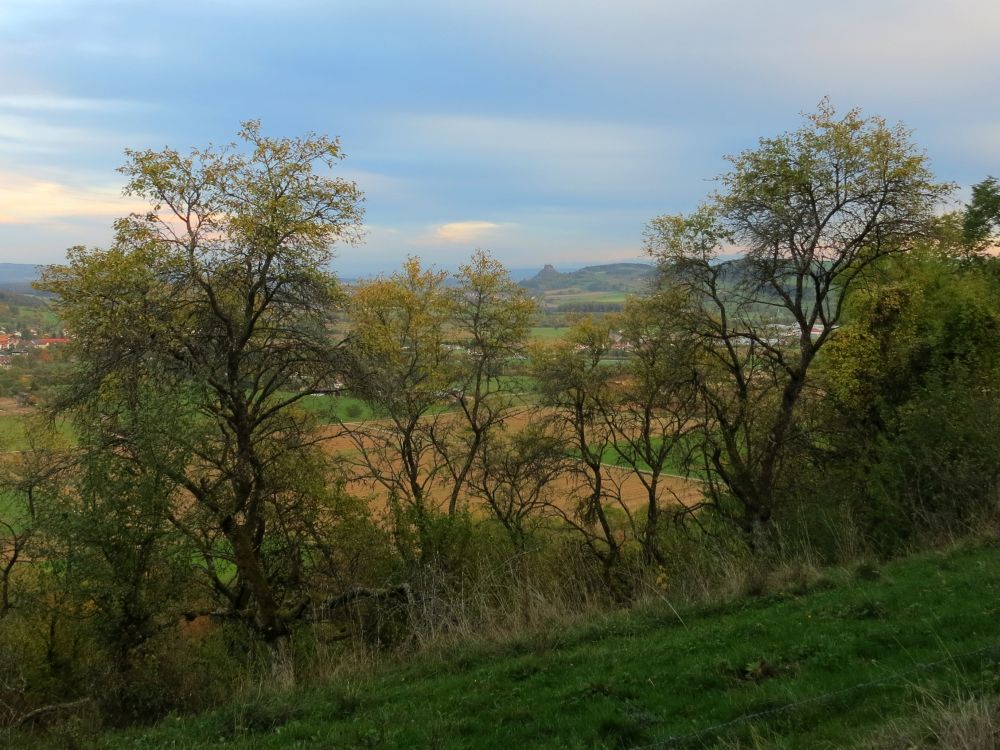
645, 101, 950, 540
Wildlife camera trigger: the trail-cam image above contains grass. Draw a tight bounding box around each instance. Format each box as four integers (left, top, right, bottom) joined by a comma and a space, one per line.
529, 326, 568, 341
544, 290, 630, 305
294, 394, 375, 424
294, 380, 538, 425
600, 437, 707, 480
0, 412, 74, 451
88, 543, 1000, 749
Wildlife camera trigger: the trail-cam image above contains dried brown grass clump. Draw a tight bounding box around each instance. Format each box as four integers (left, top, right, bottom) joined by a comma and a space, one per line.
865, 692, 1000, 749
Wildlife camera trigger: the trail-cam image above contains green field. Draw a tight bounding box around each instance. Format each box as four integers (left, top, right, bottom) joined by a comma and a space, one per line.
600, 437, 706, 479
0, 412, 74, 452
543, 289, 630, 309
529, 326, 568, 341
84, 543, 1000, 749
294, 394, 376, 423
0, 489, 21, 528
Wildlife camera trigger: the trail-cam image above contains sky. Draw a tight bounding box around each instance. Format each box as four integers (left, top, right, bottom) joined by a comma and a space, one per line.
0, 0, 998, 277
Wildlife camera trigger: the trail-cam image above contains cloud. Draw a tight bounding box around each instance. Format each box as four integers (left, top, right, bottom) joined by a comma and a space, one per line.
0, 171, 141, 225
466, 0, 1000, 97
0, 94, 141, 112
383, 114, 684, 199
423, 220, 503, 245
0, 114, 115, 153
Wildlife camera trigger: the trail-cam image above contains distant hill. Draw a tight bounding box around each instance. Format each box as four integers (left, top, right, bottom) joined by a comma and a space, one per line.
0, 263, 41, 292
519, 262, 657, 313
519, 262, 656, 293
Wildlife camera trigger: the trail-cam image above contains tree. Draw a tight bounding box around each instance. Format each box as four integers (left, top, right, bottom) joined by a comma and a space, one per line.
342, 257, 453, 562
468, 421, 567, 547
49, 431, 195, 717
598, 295, 700, 563
644, 101, 950, 539
435, 250, 535, 515
343, 252, 535, 544
39, 121, 364, 652
964, 176, 1000, 249
0, 422, 72, 619
813, 234, 1000, 549
532, 318, 625, 588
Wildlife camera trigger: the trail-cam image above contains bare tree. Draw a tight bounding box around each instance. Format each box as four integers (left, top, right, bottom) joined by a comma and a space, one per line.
468, 420, 567, 546
598, 295, 700, 563
433, 250, 535, 515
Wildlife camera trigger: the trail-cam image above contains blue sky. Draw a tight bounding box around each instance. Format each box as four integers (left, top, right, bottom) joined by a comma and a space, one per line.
1, 0, 998, 276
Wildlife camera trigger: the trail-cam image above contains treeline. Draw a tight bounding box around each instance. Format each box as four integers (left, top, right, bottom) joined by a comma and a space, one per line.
3, 106, 1000, 740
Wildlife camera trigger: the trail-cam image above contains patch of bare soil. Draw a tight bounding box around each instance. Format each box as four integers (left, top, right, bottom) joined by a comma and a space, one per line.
0, 397, 34, 416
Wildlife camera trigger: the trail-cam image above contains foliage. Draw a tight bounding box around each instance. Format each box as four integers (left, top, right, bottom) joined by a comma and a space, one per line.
342, 252, 535, 564
810, 242, 1000, 549
644, 100, 951, 540
342, 257, 453, 562
10, 109, 1000, 742
599, 295, 700, 563
963, 176, 1000, 248
531, 317, 626, 586
438, 250, 536, 514
37, 121, 365, 648
467, 422, 567, 545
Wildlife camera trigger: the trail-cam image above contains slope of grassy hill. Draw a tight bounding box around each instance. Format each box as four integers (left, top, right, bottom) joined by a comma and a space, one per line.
520, 263, 656, 293
80, 542, 1000, 749
0, 290, 62, 336
520, 263, 656, 313
0, 263, 41, 292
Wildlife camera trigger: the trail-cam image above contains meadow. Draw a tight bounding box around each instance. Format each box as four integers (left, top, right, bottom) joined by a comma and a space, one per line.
84, 543, 1000, 749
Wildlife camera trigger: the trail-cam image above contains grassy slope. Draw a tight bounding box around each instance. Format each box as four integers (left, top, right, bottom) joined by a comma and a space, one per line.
96, 544, 1000, 749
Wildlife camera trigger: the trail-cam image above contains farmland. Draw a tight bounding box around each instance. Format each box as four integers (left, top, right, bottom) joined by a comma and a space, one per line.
318, 407, 704, 516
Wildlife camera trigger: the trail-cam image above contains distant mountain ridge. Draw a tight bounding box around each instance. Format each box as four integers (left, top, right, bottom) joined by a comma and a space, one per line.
519, 262, 656, 293
0, 263, 42, 293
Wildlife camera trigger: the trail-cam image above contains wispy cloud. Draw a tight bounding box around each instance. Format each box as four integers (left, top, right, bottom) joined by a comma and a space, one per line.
387, 114, 682, 198
471, 0, 1000, 97
0, 95, 143, 112
422, 220, 503, 245
0, 171, 141, 225
0, 113, 130, 152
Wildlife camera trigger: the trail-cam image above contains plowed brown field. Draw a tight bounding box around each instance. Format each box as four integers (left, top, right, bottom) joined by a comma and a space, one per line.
317, 408, 703, 515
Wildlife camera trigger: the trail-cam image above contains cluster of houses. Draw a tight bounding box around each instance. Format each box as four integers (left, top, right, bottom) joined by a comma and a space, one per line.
568, 331, 634, 355
0, 331, 71, 368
